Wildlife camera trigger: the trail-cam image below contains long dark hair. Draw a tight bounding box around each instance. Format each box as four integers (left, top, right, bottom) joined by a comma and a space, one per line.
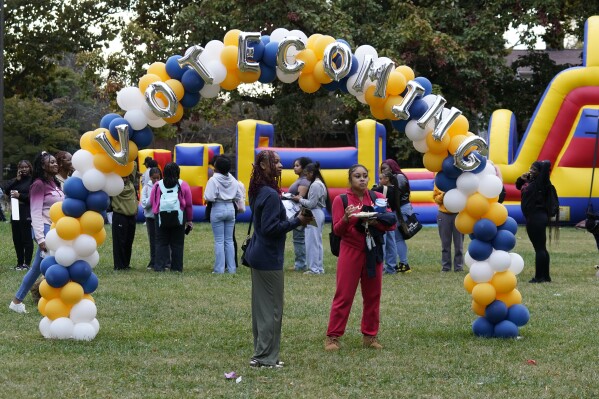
148, 167, 162, 180
248, 150, 281, 199
295, 156, 313, 174
32, 152, 60, 186
383, 158, 410, 192
531, 160, 559, 242
304, 162, 332, 214
162, 162, 180, 188
380, 170, 401, 215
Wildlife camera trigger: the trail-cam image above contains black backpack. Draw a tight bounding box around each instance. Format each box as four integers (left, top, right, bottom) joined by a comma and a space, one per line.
329, 190, 378, 257
548, 184, 560, 218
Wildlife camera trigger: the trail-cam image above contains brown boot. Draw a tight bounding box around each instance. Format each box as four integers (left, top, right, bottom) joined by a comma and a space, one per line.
363, 335, 383, 349
324, 336, 341, 351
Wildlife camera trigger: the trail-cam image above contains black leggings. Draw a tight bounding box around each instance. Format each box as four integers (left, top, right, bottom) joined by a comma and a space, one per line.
11, 218, 33, 266
525, 210, 550, 280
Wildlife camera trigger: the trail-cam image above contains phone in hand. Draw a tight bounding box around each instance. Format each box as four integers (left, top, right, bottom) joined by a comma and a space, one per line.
185, 225, 192, 235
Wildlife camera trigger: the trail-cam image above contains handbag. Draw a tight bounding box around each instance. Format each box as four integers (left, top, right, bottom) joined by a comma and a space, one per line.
240, 218, 253, 266
399, 212, 422, 239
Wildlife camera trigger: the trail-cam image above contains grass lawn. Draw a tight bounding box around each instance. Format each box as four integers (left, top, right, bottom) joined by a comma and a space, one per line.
1, 221, 598, 398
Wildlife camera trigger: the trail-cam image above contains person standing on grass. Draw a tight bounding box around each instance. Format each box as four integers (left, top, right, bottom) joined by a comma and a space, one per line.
433, 184, 464, 272
372, 170, 402, 274
141, 167, 162, 271
325, 164, 396, 351
9, 152, 64, 314
287, 156, 312, 272
2, 160, 34, 271
110, 172, 139, 270
291, 161, 331, 275
244, 150, 311, 368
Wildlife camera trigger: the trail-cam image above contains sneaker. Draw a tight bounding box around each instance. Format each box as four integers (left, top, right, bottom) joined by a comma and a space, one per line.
21, 264, 30, 271
249, 359, 284, 368
363, 335, 383, 349
399, 263, 412, 273
303, 270, 322, 275
9, 301, 27, 314
14, 265, 24, 271
324, 336, 341, 351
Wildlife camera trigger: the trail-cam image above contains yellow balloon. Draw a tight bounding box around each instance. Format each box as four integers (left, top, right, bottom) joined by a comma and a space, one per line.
313, 61, 333, 84
49, 202, 65, 223
396, 65, 415, 82
139, 74, 162, 93
386, 70, 407, 96
422, 152, 445, 172
60, 282, 84, 305
306, 34, 323, 51
471, 300, 486, 316
447, 114, 469, 138
496, 288, 522, 307
163, 104, 184, 124
313, 35, 335, 59
448, 135, 467, 155
298, 73, 320, 94
80, 211, 104, 235
365, 85, 387, 108
55, 216, 81, 241
471, 282, 496, 307
455, 210, 476, 234
384, 96, 404, 120
93, 153, 117, 174
491, 271, 518, 294
93, 227, 107, 246
223, 29, 241, 46
165, 79, 185, 101
39, 279, 61, 300
80, 131, 104, 154
296, 49, 317, 74
38, 297, 48, 316
425, 131, 451, 154
239, 70, 260, 83
220, 45, 239, 70
369, 104, 386, 120
45, 298, 71, 320
147, 62, 169, 81
220, 70, 241, 90
114, 160, 135, 177
482, 202, 509, 226
127, 140, 139, 163
464, 273, 476, 294
466, 193, 490, 218
83, 294, 95, 303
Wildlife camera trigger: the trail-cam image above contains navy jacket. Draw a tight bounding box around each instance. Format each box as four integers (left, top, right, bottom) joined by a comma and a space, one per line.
245, 186, 301, 270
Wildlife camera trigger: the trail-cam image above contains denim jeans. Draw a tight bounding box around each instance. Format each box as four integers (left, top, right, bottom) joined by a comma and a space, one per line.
210, 201, 236, 273
383, 229, 398, 273
15, 224, 49, 301
395, 203, 414, 265
305, 208, 325, 274
292, 228, 306, 270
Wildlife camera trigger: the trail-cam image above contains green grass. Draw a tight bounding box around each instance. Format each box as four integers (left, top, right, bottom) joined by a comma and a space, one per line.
1, 222, 599, 398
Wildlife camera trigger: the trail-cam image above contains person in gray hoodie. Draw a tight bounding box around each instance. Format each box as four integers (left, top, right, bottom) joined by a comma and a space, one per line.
141, 167, 162, 270
204, 155, 243, 274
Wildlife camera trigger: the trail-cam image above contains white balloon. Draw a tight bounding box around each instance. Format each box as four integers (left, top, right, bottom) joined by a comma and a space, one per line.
116, 86, 145, 111
354, 45, 378, 61
488, 250, 512, 272
202, 40, 225, 60
508, 252, 525, 275
70, 299, 97, 323
141, 100, 162, 121
469, 261, 494, 283
80, 251, 100, 268
478, 175, 504, 199
72, 150, 94, 173
288, 29, 308, 44
421, 94, 438, 107
82, 168, 107, 192
412, 139, 429, 154
39, 317, 52, 338
73, 234, 97, 258
55, 245, 77, 267
207, 60, 227, 84
443, 189, 467, 213
346, 74, 359, 96
356, 92, 367, 104
71, 170, 82, 179
90, 318, 100, 334
270, 28, 290, 43
103, 173, 125, 196
49, 317, 74, 339
148, 117, 167, 128
465, 251, 475, 268
276, 68, 300, 83
124, 109, 148, 131
73, 322, 98, 341
405, 120, 429, 141
456, 172, 480, 196
45, 229, 72, 252
481, 161, 497, 176
200, 84, 221, 98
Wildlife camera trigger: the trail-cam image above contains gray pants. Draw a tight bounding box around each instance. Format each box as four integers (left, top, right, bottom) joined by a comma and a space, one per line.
251, 268, 284, 366
305, 208, 325, 274
437, 211, 464, 271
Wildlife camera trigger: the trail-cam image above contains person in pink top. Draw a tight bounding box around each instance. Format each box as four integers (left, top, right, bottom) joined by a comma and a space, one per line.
9, 152, 65, 314
150, 162, 193, 272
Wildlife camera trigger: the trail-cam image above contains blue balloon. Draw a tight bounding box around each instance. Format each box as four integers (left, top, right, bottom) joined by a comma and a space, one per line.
180, 91, 201, 108
468, 239, 493, 261
473, 218, 498, 242
470, 151, 488, 174
322, 80, 340, 91
258, 64, 276, 83
108, 118, 132, 141
442, 155, 463, 179
69, 260, 93, 284
100, 113, 121, 130
86, 190, 110, 213
40, 256, 57, 275
498, 216, 518, 235
263, 41, 279, 68
434, 172, 457, 192
472, 317, 494, 337
181, 69, 205, 93
248, 40, 265, 62
492, 230, 516, 251
408, 99, 428, 120
485, 300, 508, 324
391, 119, 408, 133
165, 55, 186, 80
82, 272, 99, 294
45, 264, 70, 288
62, 198, 87, 218
494, 320, 519, 338
260, 35, 270, 45
414, 76, 433, 96
131, 126, 154, 149
63, 177, 89, 201
507, 304, 530, 327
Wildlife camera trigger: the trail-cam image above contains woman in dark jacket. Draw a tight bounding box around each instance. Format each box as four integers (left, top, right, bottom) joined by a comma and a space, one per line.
244, 150, 310, 368
3, 160, 34, 270
516, 160, 555, 283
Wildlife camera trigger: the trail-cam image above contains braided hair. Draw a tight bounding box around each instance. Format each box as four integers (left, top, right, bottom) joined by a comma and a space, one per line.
248, 150, 281, 199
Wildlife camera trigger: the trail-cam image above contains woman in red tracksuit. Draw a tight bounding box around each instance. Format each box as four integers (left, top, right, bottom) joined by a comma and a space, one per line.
325, 164, 396, 351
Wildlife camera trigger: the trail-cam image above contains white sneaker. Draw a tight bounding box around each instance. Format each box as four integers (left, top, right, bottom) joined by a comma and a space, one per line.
9, 301, 26, 314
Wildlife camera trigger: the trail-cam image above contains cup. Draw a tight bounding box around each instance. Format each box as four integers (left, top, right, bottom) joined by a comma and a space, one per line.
374, 198, 387, 213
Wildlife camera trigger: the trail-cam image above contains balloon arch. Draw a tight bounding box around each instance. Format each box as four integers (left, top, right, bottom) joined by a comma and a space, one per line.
37, 28, 528, 340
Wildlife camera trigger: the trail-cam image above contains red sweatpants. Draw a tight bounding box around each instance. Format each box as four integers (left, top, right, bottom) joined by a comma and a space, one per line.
326, 243, 383, 337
